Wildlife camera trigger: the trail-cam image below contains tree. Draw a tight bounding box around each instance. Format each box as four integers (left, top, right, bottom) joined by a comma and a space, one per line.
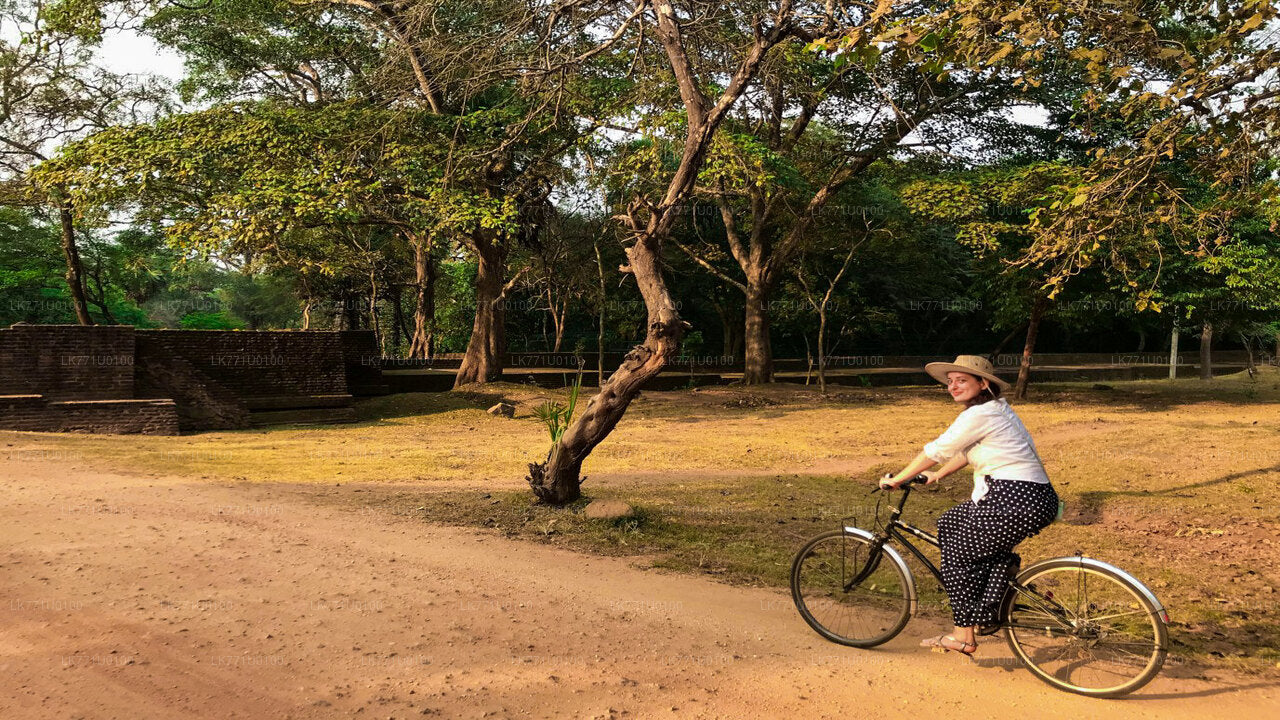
890, 0, 1280, 395
2, 0, 165, 324
518, 210, 601, 353
530, 0, 1280, 502
0, 205, 73, 323
1137, 208, 1280, 379
922, 1, 1280, 308
146, 0, 593, 376
293, 0, 606, 384
792, 219, 866, 393
527, 1, 824, 503
902, 163, 1096, 398
34, 102, 523, 345
670, 5, 1067, 384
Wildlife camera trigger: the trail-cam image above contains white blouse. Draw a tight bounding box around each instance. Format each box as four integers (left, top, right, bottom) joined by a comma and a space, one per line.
923, 397, 1050, 503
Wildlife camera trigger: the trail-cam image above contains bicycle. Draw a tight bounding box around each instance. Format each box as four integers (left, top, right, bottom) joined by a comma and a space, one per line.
790, 475, 1170, 697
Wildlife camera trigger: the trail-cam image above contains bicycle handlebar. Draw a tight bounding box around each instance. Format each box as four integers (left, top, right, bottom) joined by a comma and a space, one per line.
870, 473, 928, 494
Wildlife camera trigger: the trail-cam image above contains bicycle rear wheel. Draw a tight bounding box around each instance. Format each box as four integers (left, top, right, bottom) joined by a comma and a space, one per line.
1003, 558, 1168, 697
790, 529, 913, 648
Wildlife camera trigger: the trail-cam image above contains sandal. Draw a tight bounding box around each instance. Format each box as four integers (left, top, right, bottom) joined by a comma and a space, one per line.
920, 634, 977, 657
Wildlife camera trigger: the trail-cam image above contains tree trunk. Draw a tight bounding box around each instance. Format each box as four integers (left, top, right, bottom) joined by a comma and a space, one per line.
816, 308, 828, 394
455, 229, 506, 386
742, 274, 774, 384
549, 292, 566, 353
331, 299, 346, 330
1199, 321, 1213, 380
85, 258, 117, 324
1169, 324, 1179, 380
59, 204, 92, 325
802, 334, 813, 386
726, 318, 743, 360
369, 268, 382, 353
395, 289, 414, 353
595, 238, 606, 387
526, 229, 686, 505
1241, 332, 1256, 378
990, 321, 1028, 360
539, 303, 551, 351
714, 300, 743, 360
409, 239, 437, 359
391, 290, 403, 354
553, 311, 566, 353
342, 294, 361, 330
1014, 294, 1050, 400
302, 300, 312, 330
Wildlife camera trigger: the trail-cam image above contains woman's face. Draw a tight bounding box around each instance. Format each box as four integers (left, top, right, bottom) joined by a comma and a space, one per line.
945, 371, 989, 403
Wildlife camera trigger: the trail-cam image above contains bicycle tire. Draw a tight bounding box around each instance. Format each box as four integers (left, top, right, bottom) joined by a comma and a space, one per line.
1001, 557, 1168, 697
790, 529, 914, 648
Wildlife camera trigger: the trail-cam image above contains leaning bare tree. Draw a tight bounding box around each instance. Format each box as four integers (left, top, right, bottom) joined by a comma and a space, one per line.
527, 0, 813, 504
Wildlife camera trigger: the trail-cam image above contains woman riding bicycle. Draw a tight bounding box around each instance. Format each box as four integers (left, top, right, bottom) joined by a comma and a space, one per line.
878, 355, 1059, 657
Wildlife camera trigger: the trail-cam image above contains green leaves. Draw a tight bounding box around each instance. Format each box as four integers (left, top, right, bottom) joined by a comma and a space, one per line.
34, 101, 520, 257
533, 368, 583, 443
698, 131, 798, 199
900, 178, 985, 223
41, 0, 104, 43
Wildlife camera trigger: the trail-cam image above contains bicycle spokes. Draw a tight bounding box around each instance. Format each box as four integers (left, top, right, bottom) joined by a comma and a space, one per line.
1006, 565, 1165, 696
791, 530, 913, 648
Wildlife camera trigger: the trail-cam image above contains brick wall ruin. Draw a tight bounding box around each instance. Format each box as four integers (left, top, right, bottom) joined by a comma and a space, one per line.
0, 324, 384, 435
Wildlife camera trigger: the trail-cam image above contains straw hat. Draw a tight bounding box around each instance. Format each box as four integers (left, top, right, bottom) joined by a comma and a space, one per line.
924, 354, 1011, 392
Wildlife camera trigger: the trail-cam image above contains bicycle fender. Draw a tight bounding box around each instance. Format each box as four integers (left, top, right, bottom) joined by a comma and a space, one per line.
1023, 555, 1168, 622
841, 526, 918, 618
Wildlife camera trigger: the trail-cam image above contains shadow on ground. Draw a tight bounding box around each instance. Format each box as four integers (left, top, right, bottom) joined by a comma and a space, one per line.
1062, 463, 1280, 525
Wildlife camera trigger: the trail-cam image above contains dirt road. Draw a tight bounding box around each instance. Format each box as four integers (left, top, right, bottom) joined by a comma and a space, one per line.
1, 452, 1274, 719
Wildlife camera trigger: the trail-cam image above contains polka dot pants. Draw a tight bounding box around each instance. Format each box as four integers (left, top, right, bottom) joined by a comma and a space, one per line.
936, 479, 1059, 627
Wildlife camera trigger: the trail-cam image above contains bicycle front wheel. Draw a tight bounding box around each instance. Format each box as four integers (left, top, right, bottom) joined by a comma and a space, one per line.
1004, 558, 1168, 697
790, 529, 913, 648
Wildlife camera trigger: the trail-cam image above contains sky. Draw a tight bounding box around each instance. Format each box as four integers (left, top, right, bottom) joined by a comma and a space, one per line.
98, 27, 185, 81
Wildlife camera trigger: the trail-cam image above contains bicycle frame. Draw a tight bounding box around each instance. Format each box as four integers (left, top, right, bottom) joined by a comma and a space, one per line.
856, 484, 1078, 632
858, 484, 943, 583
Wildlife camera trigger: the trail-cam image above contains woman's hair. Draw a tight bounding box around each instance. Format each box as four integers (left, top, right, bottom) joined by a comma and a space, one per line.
961, 373, 1002, 408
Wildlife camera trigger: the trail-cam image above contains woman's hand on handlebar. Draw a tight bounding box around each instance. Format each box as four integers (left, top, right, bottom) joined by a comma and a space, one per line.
920, 470, 941, 485
878, 473, 928, 491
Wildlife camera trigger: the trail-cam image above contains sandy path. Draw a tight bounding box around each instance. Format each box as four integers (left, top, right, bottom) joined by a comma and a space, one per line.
1, 454, 1274, 719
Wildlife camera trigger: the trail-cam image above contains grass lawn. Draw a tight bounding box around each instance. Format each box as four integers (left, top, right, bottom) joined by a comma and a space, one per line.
7, 366, 1280, 674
